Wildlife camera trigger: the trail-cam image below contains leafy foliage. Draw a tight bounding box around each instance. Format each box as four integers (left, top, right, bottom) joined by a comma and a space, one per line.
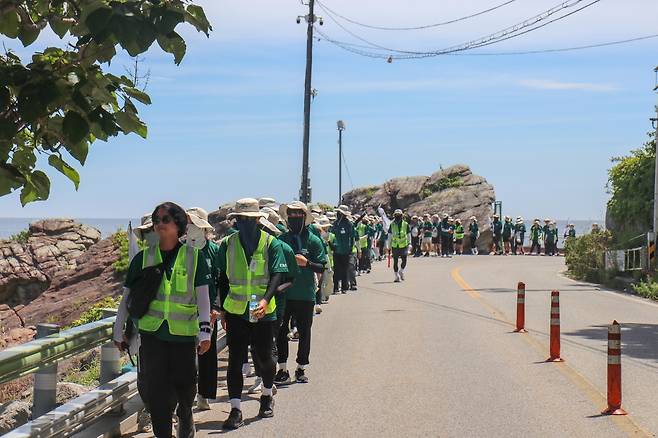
66, 295, 120, 328
421, 176, 463, 199
0, 0, 211, 205
8, 227, 31, 243
564, 230, 612, 282
111, 229, 129, 275
606, 133, 655, 233
632, 280, 658, 301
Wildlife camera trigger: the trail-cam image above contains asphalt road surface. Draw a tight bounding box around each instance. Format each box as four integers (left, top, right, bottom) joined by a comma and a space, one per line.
128, 254, 658, 437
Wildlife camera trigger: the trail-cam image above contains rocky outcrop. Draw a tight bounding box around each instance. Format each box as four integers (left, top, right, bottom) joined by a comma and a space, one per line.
0, 221, 122, 346
0, 219, 101, 307
0, 400, 30, 434
341, 164, 496, 250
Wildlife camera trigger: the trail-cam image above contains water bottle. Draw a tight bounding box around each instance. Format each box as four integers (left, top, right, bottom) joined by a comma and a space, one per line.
249, 294, 259, 323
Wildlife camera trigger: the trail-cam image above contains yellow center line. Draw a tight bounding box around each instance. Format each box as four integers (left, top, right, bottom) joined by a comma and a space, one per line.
451, 266, 651, 438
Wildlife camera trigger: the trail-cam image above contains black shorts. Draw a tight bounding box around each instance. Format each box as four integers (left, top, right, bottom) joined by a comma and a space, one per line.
431, 237, 439, 244
455, 239, 463, 245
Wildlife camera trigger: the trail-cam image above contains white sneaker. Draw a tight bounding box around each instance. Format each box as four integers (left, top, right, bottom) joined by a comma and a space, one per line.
248, 377, 263, 394
315, 305, 323, 314
196, 394, 211, 411
394, 272, 400, 283
242, 362, 252, 377
399, 270, 405, 281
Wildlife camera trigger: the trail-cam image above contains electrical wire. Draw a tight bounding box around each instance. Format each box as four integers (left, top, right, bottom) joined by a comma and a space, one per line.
341, 148, 355, 189
315, 0, 519, 31
316, 0, 599, 57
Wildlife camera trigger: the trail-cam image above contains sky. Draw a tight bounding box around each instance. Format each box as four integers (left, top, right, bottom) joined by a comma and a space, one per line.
1, 0, 658, 220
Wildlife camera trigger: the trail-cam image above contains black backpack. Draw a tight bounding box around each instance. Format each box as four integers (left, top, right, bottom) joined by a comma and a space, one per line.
127, 263, 164, 319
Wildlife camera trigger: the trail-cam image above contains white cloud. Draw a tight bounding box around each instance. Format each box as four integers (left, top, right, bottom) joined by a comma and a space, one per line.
519, 79, 618, 92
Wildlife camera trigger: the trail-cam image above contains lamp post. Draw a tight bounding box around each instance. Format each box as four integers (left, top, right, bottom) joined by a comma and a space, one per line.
650, 65, 658, 270
337, 120, 346, 205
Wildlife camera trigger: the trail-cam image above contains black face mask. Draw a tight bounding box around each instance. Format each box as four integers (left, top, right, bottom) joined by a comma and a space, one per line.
336, 212, 344, 222
288, 216, 305, 234
236, 218, 259, 256
394, 215, 402, 222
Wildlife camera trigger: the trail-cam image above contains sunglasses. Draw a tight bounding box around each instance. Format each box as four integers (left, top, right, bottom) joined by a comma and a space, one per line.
153, 215, 173, 225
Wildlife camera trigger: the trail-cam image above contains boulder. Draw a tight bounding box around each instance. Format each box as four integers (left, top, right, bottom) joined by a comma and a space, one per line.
56, 382, 89, 405
341, 164, 496, 251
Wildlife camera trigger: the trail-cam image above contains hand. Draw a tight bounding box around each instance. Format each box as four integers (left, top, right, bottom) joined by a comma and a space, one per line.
113, 334, 128, 352
198, 340, 211, 355
253, 299, 268, 319
295, 254, 308, 267
219, 311, 227, 331
210, 309, 220, 326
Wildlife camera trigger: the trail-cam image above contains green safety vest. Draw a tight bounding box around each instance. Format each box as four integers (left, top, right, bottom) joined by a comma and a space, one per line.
138, 244, 200, 337
391, 221, 409, 249
357, 223, 368, 249
223, 230, 276, 317
327, 233, 335, 268
454, 225, 464, 240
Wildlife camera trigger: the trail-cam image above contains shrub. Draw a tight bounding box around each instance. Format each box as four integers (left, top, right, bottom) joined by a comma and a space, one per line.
66, 296, 121, 329
422, 176, 463, 198
632, 281, 658, 301
564, 230, 613, 282
8, 228, 31, 243
112, 230, 130, 275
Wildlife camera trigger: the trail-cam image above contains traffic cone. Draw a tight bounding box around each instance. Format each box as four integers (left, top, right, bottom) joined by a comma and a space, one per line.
546, 290, 564, 362
602, 321, 627, 415
514, 282, 527, 333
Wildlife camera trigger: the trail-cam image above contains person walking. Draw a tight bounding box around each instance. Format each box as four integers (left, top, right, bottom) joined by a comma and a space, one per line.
113, 202, 212, 438
468, 216, 479, 255
431, 214, 441, 256
512, 217, 526, 255
329, 205, 354, 294
421, 214, 433, 257
410, 216, 421, 257
439, 214, 452, 258
529, 219, 542, 255
491, 214, 503, 255
275, 202, 327, 385
502, 216, 513, 255
217, 199, 289, 429
388, 209, 410, 282
453, 219, 465, 255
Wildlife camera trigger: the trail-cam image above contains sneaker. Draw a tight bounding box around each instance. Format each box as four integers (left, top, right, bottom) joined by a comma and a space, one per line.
399, 270, 405, 281
136, 409, 152, 433
349, 286, 357, 291
292, 329, 299, 340
341, 289, 347, 294
196, 394, 211, 411
315, 305, 323, 315
295, 368, 309, 383
273, 384, 278, 395
394, 272, 400, 283
222, 408, 244, 430
367, 269, 371, 274
248, 377, 263, 394
258, 395, 275, 418
274, 369, 291, 384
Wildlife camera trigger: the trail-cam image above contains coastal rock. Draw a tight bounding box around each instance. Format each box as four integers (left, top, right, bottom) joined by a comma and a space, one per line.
341, 164, 496, 250
0, 400, 31, 434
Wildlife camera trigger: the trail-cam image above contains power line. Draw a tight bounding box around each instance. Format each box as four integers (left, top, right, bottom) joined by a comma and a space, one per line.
341, 148, 354, 189
314, 0, 603, 59
315, 0, 519, 31
316, 0, 599, 58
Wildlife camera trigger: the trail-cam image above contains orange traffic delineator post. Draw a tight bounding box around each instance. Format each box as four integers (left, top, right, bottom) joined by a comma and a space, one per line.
514, 282, 527, 333
546, 290, 564, 362
602, 320, 627, 415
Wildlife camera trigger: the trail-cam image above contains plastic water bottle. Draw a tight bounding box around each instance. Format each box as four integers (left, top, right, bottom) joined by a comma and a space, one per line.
249, 294, 259, 323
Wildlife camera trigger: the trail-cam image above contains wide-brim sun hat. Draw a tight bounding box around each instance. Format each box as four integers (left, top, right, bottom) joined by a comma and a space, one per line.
260, 207, 281, 226
259, 217, 281, 236
186, 207, 213, 230
442, 213, 449, 219
258, 197, 277, 209
393, 209, 403, 215
133, 213, 153, 239
335, 204, 351, 215
315, 216, 332, 229
228, 198, 267, 219
280, 201, 314, 226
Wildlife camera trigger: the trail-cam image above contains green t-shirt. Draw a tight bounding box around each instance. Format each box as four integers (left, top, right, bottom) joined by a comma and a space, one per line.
329, 219, 354, 255
125, 243, 211, 343
217, 233, 289, 321
201, 240, 221, 304
422, 221, 433, 238
276, 223, 288, 234
274, 238, 298, 319
278, 229, 327, 302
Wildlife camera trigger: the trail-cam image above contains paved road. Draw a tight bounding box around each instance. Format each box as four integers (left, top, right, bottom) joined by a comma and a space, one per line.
129, 255, 658, 437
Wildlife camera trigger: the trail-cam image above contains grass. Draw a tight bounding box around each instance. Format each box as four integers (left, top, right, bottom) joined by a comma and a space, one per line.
65, 296, 121, 329
8, 228, 31, 243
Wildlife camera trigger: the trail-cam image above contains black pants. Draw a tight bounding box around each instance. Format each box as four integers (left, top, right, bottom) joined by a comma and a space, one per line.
276, 299, 314, 366
377, 240, 386, 258
441, 235, 451, 256
139, 333, 197, 438
411, 236, 420, 256
226, 313, 275, 400
333, 253, 350, 292
392, 247, 407, 272
530, 240, 540, 254
348, 254, 358, 287
197, 322, 218, 399
359, 247, 371, 271
493, 234, 502, 253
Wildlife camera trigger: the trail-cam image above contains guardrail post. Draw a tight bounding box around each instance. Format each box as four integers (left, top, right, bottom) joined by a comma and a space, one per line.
100, 309, 121, 385
32, 323, 60, 418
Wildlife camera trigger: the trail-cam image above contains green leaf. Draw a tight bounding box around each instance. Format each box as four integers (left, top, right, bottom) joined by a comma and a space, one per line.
0, 9, 21, 39
20, 170, 50, 205
86, 7, 113, 36
115, 111, 147, 138
0, 163, 25, 196
65, 140, 89, 165
0, 141, 12, 161
123, 87, 151, 105
153, 9, 184, 35
185, 5, 211, 36
48, 154, 80, 190
49, 16, 71, 38
157, 32, 186, 65
63, 111, 90, 144
11, 146, 37, 171
0, 87, 8, 108
0, 118, 17, 141
18, 24, 41, 47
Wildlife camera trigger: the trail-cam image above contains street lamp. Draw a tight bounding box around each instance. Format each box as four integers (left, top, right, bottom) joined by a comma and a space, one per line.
337, 120, 346, 205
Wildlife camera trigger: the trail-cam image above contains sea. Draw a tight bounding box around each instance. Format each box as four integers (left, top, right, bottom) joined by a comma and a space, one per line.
0, 218, 601, 245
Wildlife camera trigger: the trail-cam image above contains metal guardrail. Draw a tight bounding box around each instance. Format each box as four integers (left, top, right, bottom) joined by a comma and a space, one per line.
0, 317, 115, 385
604, 247, 647, 272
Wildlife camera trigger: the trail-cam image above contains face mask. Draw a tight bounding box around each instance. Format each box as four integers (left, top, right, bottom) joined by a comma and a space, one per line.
186, 225, 207, 249
288, 216, 305, 234
394, 215, 402, 222
236, 218, 259, 254
143, 230, 159, 246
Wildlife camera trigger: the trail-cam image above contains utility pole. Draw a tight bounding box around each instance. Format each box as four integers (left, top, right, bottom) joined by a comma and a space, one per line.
337, 120, 346, 205
650, 65, 658, 270
297, 1, 323, 203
